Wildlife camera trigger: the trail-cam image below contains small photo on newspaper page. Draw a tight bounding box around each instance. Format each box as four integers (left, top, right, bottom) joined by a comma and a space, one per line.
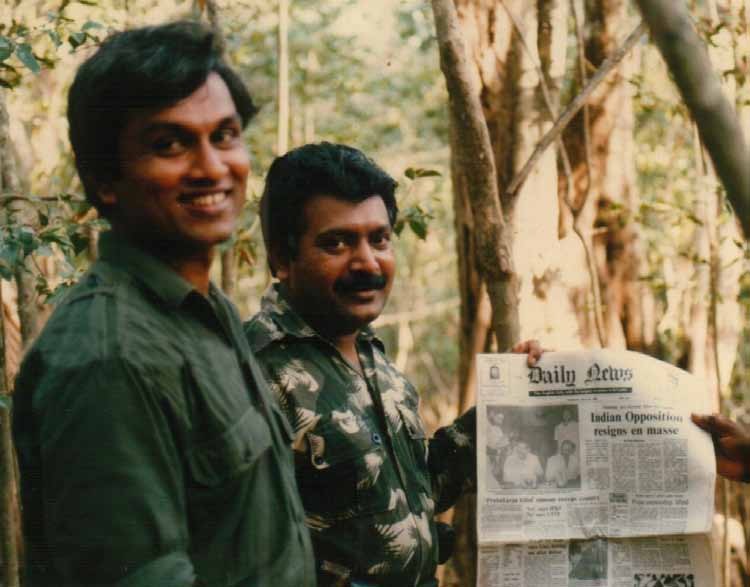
485, 405, 582, 493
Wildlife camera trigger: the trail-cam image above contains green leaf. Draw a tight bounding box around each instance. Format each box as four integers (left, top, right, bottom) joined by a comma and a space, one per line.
39, 229, 71, 249
405, 167, 441, 180
15, 43, 40, 74
68, 32, 87, 49
0, 36, 13, 61
47, 30, 62, 48
45, 281, 74, 305
409, 217, 428, 239
0, 240, 21, 271
17, 226, 38, 255
82, 20, 103, 31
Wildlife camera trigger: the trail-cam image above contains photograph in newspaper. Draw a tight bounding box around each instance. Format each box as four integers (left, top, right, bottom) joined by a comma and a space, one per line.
485, 405, 581, 492
476, 351, 716, 545
478, 534, 713, 587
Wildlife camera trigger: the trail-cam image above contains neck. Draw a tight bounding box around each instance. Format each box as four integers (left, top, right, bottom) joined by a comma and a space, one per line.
331, 332, 361, 371
113, 228, 214, 295
278, 285, 363, 370
165, 253, 213, 295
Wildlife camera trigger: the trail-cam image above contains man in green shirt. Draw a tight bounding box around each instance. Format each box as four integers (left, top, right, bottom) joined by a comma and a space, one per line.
245, 142, 541, 586
12, 22, 315, 586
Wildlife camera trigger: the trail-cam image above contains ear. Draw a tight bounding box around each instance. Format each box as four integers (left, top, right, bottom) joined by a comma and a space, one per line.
268, 245, 290, 280
96, 181, 118, 207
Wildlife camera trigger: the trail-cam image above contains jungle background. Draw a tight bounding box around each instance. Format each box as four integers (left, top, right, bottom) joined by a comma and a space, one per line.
1, 0, 750, 585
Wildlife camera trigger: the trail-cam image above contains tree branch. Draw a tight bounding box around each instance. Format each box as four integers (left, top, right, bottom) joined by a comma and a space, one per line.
635, 0, 750, 239
506, 21, 647, 200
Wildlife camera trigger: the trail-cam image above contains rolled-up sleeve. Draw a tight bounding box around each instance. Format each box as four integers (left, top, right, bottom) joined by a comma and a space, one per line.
23, 356, 193, 586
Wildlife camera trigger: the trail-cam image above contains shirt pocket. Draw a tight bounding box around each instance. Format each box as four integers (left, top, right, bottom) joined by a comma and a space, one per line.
186, 406, 273, 486
296, 417, 393, 520
396, 403, 433, 496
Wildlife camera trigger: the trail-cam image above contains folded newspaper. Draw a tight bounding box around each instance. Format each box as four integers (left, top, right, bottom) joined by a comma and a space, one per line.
476, 350, 716, 587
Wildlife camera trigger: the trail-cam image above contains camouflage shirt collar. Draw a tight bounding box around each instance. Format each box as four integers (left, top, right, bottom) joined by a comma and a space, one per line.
253, 283, 383, 352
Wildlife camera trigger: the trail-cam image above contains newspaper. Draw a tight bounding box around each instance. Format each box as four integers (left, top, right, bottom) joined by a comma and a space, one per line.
478, 535, 713, 587
475, 350, 717, 586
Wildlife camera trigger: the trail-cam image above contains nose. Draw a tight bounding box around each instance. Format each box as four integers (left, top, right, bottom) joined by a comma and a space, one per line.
350, 239, 380, 273
189, 140, 227, 181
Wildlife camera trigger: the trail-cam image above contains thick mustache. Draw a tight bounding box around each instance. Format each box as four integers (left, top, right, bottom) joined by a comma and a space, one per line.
334, 272, 387, 293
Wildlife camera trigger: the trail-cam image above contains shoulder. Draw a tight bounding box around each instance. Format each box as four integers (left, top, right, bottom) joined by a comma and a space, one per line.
244, 308, 286, 354
20, 265, 181, 386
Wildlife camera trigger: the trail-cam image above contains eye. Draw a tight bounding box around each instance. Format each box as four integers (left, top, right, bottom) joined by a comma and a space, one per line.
212, 126, 241, 147
151, 135, 187, 156
370, 230, 391, 250
318, 235, 347, 253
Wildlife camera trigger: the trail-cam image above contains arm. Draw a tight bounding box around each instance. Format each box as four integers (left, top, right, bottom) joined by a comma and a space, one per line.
24, 357, 194, 586
691, 413, 750, 482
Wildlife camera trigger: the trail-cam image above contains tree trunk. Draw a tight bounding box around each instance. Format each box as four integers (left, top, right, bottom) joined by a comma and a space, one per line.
562, 0, 655, 352
277, 0, 290, 155
432, 1, 571, 583
0, 92, 38, 349
0, 91, 20, 587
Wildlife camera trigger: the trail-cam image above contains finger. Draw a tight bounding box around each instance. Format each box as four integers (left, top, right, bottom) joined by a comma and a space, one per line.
510, 340, 527, 353
509, 339, 543, 366
692, 413, 742, 436
526, 340, 543, 366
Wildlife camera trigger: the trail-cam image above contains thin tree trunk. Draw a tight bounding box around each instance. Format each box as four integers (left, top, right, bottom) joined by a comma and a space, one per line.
0, 313, 18, 587
0, 92, 38, 348
221, 249, 236, 298
277, 0, 290, 155
0, 93, 20, 587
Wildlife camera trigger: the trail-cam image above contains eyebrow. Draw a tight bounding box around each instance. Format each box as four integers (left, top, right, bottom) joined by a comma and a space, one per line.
315, 224, 391, 238
139, 115, 241, 138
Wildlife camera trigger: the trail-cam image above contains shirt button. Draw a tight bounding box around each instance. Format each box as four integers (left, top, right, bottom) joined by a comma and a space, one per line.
372, 432, 382, 445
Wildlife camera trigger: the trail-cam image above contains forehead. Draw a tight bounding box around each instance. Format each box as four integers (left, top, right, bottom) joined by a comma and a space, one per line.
120, 72, 238, 139
301, 194, 390, 235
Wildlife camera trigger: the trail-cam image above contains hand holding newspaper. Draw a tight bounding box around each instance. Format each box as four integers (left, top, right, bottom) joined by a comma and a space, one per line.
476, 350, 716, 587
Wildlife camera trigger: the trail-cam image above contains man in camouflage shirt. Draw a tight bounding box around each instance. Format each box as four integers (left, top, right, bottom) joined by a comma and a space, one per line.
245, 142, 541, 586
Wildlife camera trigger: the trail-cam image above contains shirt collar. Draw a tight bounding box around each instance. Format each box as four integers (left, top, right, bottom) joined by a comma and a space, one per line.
252, 283, 383, 351
97, 231, 197, 309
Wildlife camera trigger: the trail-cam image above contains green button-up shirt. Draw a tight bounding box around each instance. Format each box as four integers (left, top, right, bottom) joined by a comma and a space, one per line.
12, 233, 316, 587
245, 286, 476, 587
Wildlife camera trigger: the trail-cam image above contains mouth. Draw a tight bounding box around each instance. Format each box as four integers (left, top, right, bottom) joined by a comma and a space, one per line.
179, 191, 230, 209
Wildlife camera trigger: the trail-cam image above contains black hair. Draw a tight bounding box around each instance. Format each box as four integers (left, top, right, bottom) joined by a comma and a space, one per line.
67, 20, 257, 212
260, 142, 398, 275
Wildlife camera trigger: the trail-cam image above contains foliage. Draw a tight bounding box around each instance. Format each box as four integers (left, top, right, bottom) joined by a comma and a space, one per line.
0, 8, 103, 88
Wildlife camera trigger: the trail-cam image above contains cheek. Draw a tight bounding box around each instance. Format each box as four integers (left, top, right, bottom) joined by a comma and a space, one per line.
379, 252, 396, 281
227, 148, 251, 181
128, 161, 184, 191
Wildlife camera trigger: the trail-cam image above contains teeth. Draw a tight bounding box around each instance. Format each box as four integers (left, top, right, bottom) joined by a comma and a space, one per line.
189, 192, 226, 207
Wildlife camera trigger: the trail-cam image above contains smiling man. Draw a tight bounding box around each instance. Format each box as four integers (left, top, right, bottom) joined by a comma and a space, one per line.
12, 22, 314, 587
245, 142, 542, 586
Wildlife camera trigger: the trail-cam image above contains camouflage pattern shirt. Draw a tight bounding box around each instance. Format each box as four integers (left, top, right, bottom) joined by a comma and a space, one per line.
245, 285, 476, 587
